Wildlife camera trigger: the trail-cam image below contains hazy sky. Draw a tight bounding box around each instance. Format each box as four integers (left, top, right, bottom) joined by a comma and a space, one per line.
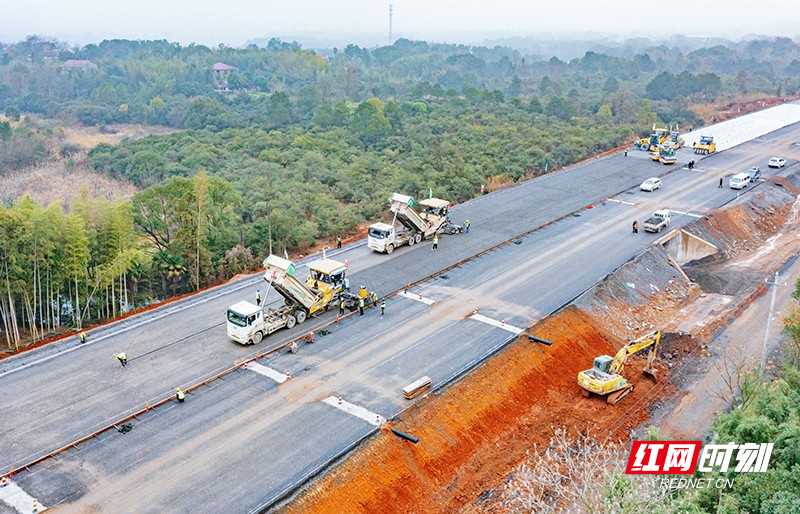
2, 0, 799, 47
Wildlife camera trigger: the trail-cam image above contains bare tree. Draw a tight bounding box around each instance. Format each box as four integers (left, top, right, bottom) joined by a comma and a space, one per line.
711, 343, 763, 411
780, 301, 800, 367
501, 428, 674, 513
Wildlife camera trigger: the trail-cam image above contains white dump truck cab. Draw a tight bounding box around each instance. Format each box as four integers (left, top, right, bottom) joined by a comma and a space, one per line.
227, 301, 264, 345
368, 222, 397, 253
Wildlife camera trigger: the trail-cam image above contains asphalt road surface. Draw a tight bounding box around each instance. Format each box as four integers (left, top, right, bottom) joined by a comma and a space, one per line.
1, 119, 799, 512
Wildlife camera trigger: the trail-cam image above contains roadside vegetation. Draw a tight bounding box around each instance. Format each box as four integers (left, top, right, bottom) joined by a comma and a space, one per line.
1, 35, 800, 349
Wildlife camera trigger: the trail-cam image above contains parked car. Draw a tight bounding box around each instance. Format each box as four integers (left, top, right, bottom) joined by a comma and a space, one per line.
729, 172, 750, 190
640, 177, 662, 192
768, 157, 786, 168
747, 166, 762, 181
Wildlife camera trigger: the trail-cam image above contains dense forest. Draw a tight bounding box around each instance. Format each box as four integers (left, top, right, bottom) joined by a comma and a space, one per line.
1, 35, 800, 348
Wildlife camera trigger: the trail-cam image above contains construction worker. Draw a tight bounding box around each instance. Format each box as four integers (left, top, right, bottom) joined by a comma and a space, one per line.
718, 177, 723, 188
339, 296, 345, 316
176, 388, 185, 403
465, 220, 470, 234
432, 233, 439, 250
115, 352, 127, 367
624, 149, 628, 157
632, 220, 639, 234
79, 331, 87, 344
358, 297, 365, 316
369, 291, 377, 306
305, 331, 316, 344
255, 289, 261, 306
380, 298, 386, 318
336, 236, 342, 249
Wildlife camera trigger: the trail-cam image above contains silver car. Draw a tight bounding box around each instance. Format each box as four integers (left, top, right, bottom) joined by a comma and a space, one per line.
640, 177, 662, 191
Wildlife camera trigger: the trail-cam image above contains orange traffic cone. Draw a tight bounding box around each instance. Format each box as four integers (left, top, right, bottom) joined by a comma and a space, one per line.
243, 361, 248, 369
338, 395, 343, 405
344, 260, 349, 269
286, 370, 291, 380
501, 319, 506, 326
32, 499, 39, 513
1, 476, 7, 487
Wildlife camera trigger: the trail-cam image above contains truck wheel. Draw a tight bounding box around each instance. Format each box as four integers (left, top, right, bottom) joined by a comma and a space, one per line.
408, 236, 415, 246
295, 310, 307, 324
386, 244, 394, 254
414, 233, 422, 244
253, 331, 263, 345
286, 315, 296, 329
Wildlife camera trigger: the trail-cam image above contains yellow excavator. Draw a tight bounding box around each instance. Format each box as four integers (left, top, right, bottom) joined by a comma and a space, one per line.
577, 330, 660, 404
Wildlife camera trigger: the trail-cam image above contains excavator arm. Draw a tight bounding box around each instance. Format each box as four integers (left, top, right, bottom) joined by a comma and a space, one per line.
609, 330, 660, 379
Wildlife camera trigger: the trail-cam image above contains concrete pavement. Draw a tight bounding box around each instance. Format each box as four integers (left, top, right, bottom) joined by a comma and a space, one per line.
2, 116, 800, 512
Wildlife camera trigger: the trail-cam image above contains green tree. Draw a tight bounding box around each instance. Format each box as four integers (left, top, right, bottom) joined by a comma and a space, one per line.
183, 96, 226, 130
350, 98, 390, 146
603, 77, 620, 93
0, 121, 11, 141
596, 104, 613, 124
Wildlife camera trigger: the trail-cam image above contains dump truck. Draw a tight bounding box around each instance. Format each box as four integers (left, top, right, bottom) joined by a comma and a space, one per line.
368, 193, 462, 254
577, 330, 660, 404
643, 209, 670, 233
693, 135, 716, 155
226, 255, 360, 344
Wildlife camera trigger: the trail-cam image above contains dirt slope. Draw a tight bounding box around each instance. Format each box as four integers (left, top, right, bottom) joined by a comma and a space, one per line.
284, 309, 683, 513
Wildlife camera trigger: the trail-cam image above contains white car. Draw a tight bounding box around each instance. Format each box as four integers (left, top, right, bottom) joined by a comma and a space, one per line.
768, 157, 786, 168
640, 177, 662, 192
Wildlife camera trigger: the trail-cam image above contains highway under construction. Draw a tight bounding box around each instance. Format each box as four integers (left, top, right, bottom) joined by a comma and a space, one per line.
1, 102, 800, 513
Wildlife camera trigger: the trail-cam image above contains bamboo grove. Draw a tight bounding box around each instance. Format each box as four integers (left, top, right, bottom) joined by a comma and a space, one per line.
0, 171, 246, 350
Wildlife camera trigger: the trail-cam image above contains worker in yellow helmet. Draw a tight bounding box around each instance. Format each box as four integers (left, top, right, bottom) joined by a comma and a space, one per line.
176, 388, 185, 403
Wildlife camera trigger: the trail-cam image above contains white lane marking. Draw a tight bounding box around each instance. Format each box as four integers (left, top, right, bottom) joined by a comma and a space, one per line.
668, 209, 703, 218
398, 291, 436, 305
0, 245, 369, 379
0, 480, 46, 513
322, 396, 385, 425
246, 362, 288, 383
606, 198, 636, 206
469, 314, 524, 334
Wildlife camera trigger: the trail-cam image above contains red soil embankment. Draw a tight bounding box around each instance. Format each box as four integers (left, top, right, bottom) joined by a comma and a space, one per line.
284, 307, 672, 514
